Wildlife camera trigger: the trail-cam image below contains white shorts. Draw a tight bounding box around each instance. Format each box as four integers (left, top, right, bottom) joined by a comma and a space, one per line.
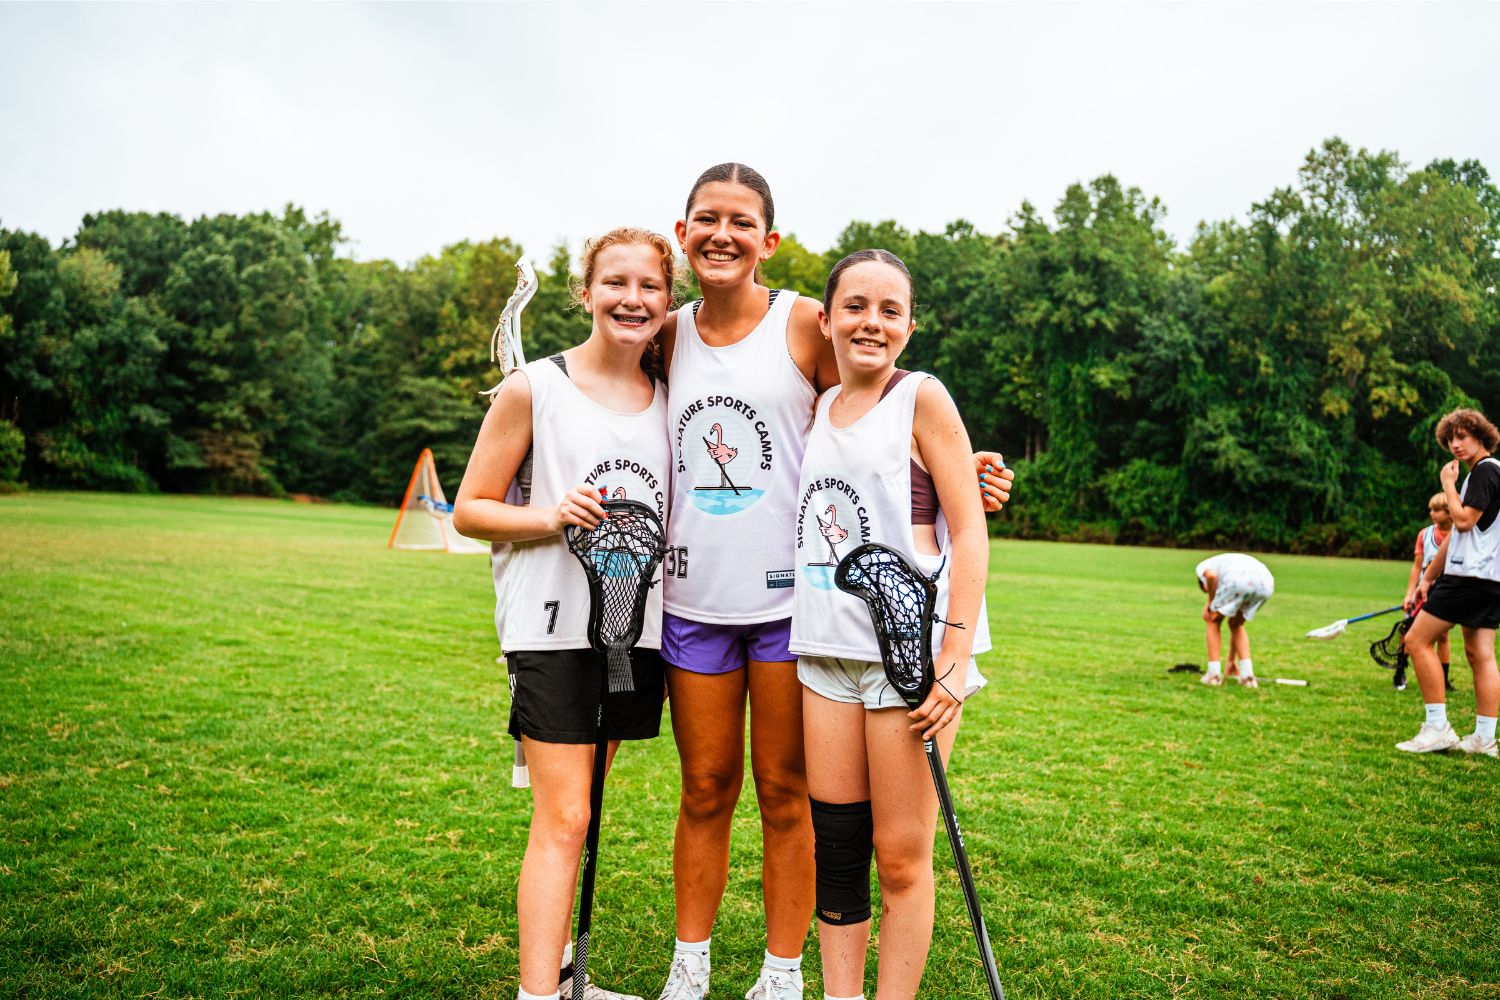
1210, 576, 1274, 621
798, 654, 986, 711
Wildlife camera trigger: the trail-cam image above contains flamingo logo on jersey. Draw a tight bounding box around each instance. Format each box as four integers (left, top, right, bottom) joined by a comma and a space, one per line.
581, 453, 667, 520
674, 398, 775, 516
813, 505, 848, 566
797, 481, 871, 590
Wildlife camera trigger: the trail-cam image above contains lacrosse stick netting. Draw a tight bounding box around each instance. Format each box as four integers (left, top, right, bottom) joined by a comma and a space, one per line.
564, 500, 666, 694
1370, 614, 1415, 670
833, 543, 940, 708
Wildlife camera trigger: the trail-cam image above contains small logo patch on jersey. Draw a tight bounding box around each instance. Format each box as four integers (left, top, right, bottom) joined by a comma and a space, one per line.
766, 570, 795, 589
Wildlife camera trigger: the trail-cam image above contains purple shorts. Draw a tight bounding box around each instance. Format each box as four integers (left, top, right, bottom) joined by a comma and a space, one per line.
660, 612, 794, 674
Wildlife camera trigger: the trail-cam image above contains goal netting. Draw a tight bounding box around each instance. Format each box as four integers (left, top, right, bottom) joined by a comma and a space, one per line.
387, 448, 491, 554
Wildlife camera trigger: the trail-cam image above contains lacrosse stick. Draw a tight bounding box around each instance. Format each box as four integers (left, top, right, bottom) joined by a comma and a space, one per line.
562, 499, 666, 999
834, 542, 1004, 1000
1304, 605, 1403, 640
484, 256, 538, 398
483, 257, 539, 787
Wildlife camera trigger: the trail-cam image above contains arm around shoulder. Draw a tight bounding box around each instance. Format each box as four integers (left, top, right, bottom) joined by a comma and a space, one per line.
787, 296, 838, 391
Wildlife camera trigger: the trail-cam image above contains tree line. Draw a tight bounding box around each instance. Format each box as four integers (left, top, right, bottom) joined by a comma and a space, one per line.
2, 138, 1496, 557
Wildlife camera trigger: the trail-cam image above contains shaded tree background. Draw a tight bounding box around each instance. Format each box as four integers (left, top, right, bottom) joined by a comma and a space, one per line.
3, 139, 1495, 556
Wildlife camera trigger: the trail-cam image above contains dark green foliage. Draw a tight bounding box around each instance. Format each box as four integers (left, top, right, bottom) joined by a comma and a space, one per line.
0, 419, 22, 484
0, 136, 1494, 555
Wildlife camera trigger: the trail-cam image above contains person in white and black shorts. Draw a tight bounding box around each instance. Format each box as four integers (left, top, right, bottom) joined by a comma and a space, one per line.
454, 229, 676, 1000
1397, 408, 1500, 757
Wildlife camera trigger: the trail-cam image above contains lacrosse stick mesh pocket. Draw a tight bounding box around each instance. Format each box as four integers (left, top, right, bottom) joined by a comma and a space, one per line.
834, 543, 939, 709
1369, 614, 1414, 670
565, 500, 666, 694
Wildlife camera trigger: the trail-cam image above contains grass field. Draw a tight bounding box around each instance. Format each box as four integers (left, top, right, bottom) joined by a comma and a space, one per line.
2, 492, 1496, 999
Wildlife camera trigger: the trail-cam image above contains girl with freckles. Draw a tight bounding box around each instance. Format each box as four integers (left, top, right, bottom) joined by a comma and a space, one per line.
454, 229, 676, 1000
788, 249, 992, 1000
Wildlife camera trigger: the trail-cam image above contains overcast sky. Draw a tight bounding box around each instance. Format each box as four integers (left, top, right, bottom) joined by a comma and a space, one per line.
4, 2, 1499, 266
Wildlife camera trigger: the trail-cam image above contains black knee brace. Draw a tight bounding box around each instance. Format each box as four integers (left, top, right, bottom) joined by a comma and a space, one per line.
811, 797, 874, 926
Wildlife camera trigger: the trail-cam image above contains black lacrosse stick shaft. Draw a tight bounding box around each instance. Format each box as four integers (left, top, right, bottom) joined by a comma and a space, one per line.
573, 696, 609, 1000
925, 739, 1004, 1000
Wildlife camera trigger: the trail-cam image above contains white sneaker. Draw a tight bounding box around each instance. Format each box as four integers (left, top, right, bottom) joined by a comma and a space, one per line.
745, 968, 804, 1000
1200, 672, 1223, 687
1456, 732, 1499, 757
1239, 675, 1259, 690
1396, 722, 1460, 753
560, 973, 644, 1000
658, 954, 710, 1000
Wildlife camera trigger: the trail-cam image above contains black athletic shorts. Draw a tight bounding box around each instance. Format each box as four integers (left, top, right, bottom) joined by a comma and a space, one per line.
506, 647, 666, 744
1421, 576, 1500, 630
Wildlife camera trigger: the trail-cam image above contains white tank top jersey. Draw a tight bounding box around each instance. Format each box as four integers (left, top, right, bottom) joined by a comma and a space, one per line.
664, 290, 815, 624
788, 373, 992, 662
1445, 456, 1500, 584
1420, 524, 1444, 572
493, 357, 671, 652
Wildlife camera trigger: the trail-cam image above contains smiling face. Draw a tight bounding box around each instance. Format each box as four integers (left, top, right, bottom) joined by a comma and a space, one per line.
579, 243, 671, 349
819, 260, 915, 379
676, 180, 779, 289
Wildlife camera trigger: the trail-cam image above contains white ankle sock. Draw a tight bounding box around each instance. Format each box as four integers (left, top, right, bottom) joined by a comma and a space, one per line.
1425, 703, 1448, 728
1237, 658, 1254, 678
825, 995, 865, 1000
675, 937, 710, 967
1475, 715, 1497, 741
764, 950, 801, 974
519, 989, 560, 1000
1206, 660, 1222, 676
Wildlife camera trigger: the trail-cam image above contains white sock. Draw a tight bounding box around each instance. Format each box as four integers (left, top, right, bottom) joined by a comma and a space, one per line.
1237, 658, 1254, 679
561, 942, 573, 971
1475, 715, 1497, 741
519, 989, 560, 1000
1205, 660, 1222, 677
764, 950, 802, 975
826, 995, 865, 1000
675, 937, 710, 968
1425, 703, 1448, 728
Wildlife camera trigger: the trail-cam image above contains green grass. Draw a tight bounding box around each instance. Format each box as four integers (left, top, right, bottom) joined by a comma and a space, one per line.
2, 492, 1496, 998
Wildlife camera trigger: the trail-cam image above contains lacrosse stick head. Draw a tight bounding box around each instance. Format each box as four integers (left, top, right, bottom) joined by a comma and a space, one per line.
1369, 614, 1414, 670
1305, 619, 1349, 640
483, 257, 538, 398
834, 542, 939, 711
564, 499, 666, 695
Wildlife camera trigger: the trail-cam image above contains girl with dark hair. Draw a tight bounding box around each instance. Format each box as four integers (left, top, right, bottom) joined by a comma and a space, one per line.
654, 167, 1011, 1000
454, 229, 677, 1000
788, 249, 991, 1000
1399, 407, 1500, 757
